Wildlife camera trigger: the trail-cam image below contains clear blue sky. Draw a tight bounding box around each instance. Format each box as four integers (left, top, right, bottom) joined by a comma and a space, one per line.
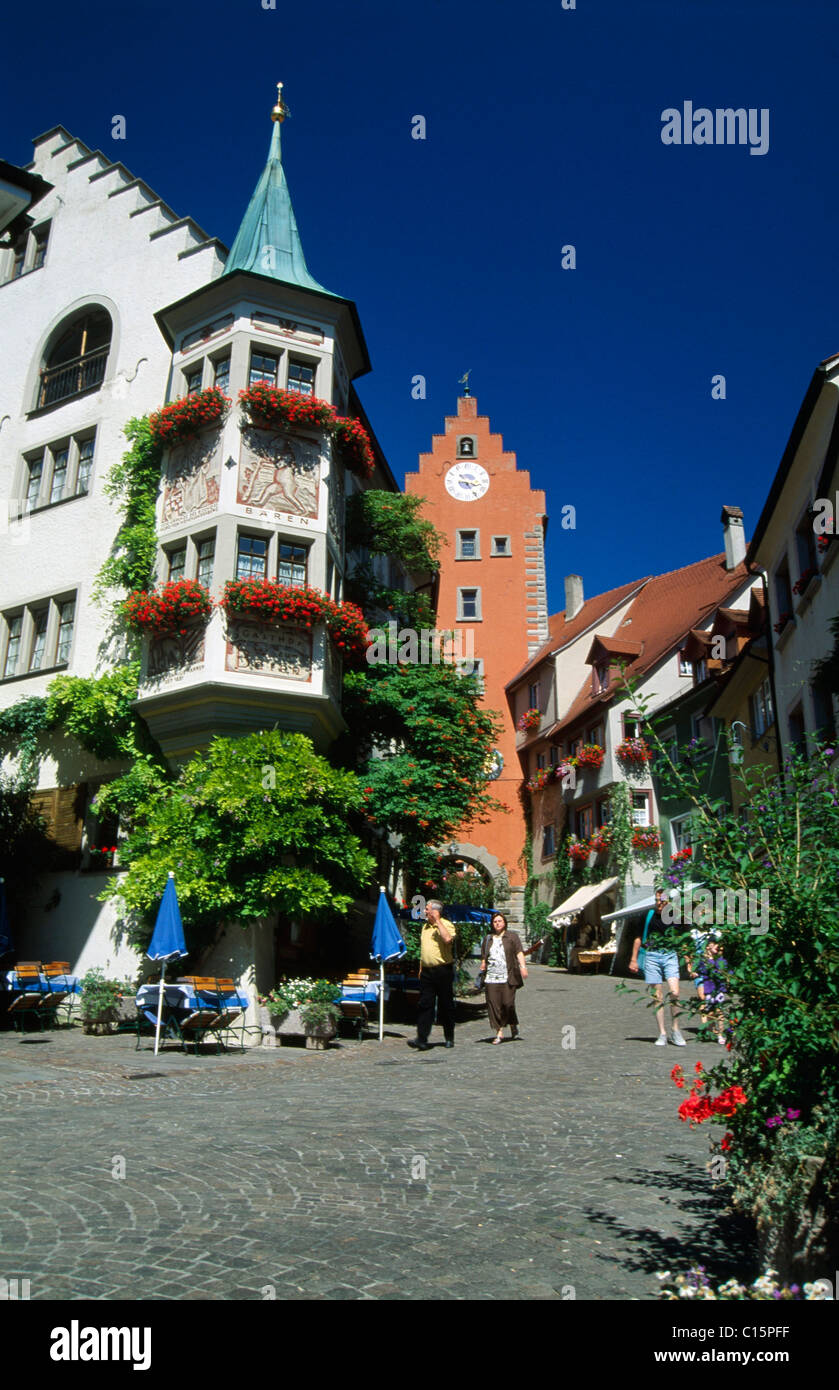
4, 0, 836, 612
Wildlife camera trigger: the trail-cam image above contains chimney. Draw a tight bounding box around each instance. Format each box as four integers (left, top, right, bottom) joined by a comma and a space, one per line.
721, 505, 746, 570
565, 574, 584, 621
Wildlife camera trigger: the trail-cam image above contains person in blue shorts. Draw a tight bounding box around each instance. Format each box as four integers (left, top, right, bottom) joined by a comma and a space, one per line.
628, 889, 689, 1046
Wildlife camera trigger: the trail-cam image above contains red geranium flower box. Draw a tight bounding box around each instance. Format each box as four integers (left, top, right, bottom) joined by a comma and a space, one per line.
149, 387, 230, 449
123, 579, 214, 637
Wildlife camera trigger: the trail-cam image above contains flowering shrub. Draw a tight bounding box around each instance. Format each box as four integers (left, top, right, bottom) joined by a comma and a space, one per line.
238, 385, 375, 479
259, 977, 338, 1015
576, 743, 605, 768
656, 1267, 830, 1300
149, 386, 230, 448
517, 708, 541, 733
616, 737, 651, 764
220, 580, 369, 659
631, 825, 662, 852
123, 579, 214, 636
671, 1063, 747, 1127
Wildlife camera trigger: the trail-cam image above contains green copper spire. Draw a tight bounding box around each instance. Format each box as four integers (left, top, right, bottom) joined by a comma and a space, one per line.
222, 84, 337, 296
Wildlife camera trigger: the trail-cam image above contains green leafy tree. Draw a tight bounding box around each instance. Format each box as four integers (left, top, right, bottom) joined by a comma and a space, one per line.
345, 491, 441, 629
339, 660, 502, 890
100, 731, 375, 951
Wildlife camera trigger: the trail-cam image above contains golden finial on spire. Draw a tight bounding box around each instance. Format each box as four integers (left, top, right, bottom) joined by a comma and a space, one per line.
271, 82, 289, 123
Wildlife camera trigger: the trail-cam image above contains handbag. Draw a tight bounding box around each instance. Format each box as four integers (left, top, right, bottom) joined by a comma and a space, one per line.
475, 935, 490, 991
637, 909, 654, 972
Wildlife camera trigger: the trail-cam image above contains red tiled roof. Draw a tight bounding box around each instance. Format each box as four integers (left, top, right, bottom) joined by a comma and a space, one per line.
551, 553, 752, 737
587, 633, 643, 661
505, 576, 649, 690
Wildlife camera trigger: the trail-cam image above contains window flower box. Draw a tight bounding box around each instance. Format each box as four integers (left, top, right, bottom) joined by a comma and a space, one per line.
576, 743, 605, 769
631, 826, 662, 853
149, 386, 230, 448
517, 707, 541, 733
238, 385, 375, 479
221, 580, 369, 660
616, 737, 651, 765
589, 826, 613, 854
123, 579, 214, 637
792, 565, 818, 596
88, 844, 118, 870
773, 611, 794, 635
567, 839, 592, 864
671, 846, 693, 865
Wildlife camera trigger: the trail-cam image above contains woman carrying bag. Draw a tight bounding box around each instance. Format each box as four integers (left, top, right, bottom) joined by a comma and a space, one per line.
479, 911, 528, 1044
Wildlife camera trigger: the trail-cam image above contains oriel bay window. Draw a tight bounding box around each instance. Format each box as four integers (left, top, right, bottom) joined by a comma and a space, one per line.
213, 356, 230, 393
287, 359, 315, 395
196, 536, 215, 588
167, 545, 187, 582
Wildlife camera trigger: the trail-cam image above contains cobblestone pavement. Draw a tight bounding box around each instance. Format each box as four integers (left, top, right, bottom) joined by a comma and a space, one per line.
0, 967, 755, 1301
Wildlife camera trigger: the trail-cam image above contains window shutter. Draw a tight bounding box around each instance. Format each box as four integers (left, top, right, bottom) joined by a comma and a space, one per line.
30, 783, 87, 853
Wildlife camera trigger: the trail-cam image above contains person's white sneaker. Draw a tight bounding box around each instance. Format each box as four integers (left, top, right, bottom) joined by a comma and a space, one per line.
655, 1033, 668, 1046
670, 1030, 687, 1046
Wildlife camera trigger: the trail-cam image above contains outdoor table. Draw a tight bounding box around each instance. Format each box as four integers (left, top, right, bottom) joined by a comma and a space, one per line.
135, 981, 249, 1026
335, 983, 389, 1004
1, 970, 81, 995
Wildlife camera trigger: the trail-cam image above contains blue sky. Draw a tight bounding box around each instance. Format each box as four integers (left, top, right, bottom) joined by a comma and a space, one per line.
3, 0, 836, 611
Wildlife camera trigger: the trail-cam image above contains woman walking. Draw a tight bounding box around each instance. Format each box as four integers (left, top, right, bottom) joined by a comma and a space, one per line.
480, 911, 528, 1044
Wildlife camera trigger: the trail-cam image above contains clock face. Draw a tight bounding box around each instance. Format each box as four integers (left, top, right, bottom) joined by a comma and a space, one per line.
445, 462, 490, 501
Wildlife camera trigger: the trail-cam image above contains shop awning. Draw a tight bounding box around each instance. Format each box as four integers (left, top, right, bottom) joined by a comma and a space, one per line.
548, 877, 618, 926
600, 882, 706, 925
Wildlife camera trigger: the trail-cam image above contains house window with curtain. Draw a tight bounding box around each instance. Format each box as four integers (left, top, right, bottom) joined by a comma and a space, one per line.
3, 615, 23, 677
236, 534, 268, 580
631, 791, 651, 826
184, 363, 203, 396
278, 542, 308, 587
29, 609, 49, 672
76, 438, 95, 495
56, 600, 75, 664
287, 359, 315, 395
49, 447, 69, 503
167, 546, 187, 583
26, 456, 44, 509
249, 351, 279, 387
213, 356, 230, 393
197, 537, 215, 588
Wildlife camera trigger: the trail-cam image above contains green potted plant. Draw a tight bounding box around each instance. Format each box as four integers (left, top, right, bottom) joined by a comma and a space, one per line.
80, 966, 125, 1035
299, 1000, 341, 1049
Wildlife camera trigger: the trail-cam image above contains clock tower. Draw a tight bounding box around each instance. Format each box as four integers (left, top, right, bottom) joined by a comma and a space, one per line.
405, 393, 548, 919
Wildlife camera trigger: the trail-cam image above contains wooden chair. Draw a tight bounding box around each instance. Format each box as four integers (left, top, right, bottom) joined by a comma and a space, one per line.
7, 966, 49, 1032
337, 998, 370, 1040
42, 965, 73, 1025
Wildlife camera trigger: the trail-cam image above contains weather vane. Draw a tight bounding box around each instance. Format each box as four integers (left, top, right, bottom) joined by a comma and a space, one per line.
458, 370, 472, 397
271, 82, 290, 123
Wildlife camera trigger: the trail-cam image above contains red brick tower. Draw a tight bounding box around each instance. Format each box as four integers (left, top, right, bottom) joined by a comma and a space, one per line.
405, 393, 548, 916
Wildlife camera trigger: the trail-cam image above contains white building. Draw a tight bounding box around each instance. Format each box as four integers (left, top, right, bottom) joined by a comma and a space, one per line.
747, 350, 839, 758
0, 95, 401, 1009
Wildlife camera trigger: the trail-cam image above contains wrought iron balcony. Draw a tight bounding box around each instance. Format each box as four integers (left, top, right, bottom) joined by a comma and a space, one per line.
38, 345, 109, 408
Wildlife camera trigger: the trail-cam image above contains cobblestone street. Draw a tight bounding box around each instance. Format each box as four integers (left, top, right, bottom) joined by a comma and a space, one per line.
0, 966, 755, 1301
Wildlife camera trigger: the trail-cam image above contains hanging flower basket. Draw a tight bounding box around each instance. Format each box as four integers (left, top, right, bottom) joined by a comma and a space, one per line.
576, 743, 605, 769
149, 386, 230, 448
221, 580, 369, 660
616, 737, 651, 765
123, 579, 214, 637
239, 384, 337, 432
632, 826, 662, 853
816, 534, 834, 554
517, 708, 541, 733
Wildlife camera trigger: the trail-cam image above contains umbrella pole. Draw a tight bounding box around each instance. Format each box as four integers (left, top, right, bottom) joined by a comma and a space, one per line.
379, 960, 384, 1042
153, 962, 166, 1056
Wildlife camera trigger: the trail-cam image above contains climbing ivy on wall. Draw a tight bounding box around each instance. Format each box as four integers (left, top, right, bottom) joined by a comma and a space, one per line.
93, 416, 162, 602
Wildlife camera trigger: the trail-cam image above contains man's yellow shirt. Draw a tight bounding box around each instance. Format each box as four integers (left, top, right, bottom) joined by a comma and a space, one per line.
420, 918, 456, 966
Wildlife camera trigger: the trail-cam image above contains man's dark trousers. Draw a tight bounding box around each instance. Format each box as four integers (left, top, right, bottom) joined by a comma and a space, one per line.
417, 963, 455, 1043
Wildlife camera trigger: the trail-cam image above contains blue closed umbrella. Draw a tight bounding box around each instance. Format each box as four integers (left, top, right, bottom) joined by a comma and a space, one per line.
0, 878, 13, 959
370, 886, 406, 1042
147, 872, 188, 1054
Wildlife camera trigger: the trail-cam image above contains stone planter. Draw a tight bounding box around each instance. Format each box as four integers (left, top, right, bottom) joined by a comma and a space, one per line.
304, 1025, 337, 1051
82, 1009, 118, 1036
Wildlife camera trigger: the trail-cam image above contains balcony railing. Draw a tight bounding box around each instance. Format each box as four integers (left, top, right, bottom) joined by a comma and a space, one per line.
38, 346, 109, 408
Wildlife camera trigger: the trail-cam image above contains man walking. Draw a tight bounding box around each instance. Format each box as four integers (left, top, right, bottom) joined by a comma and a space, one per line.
408, 899, 457, 1051
628, 888, 688, 1046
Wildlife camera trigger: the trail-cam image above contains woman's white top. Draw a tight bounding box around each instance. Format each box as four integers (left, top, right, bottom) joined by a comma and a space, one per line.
486, 935, 508, 985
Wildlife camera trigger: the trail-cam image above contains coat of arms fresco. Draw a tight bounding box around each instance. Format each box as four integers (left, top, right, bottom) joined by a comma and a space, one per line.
161, 431, 221, 528
238, 426, 320, 519
225, 622, 312, 681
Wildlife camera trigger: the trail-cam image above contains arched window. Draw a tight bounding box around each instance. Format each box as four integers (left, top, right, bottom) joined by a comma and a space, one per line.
39, 309, 112, 408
